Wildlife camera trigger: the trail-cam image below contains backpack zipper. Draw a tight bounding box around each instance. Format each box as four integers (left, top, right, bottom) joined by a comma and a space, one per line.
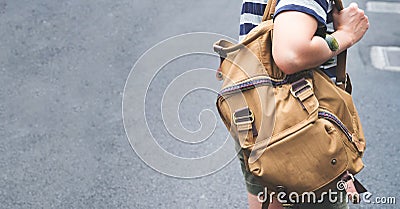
318, 111, 353, 143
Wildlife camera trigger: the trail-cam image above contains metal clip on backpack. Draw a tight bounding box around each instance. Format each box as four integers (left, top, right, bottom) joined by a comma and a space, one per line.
214, 0, 367, 199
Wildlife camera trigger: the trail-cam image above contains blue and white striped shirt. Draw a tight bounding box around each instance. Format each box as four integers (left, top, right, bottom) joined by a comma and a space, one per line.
239, 0, 333, 41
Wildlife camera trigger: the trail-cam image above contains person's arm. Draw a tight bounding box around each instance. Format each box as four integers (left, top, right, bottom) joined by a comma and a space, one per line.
272, 3, 369, 75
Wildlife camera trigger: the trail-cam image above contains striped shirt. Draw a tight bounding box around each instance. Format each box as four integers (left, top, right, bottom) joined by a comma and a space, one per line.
239, 0, 333, 41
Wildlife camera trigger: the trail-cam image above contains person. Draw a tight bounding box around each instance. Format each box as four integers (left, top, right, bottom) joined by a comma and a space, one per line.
237, 0, 369, 208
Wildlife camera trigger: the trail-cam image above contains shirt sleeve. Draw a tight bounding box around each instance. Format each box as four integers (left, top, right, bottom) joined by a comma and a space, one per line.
273, 0, 330, 27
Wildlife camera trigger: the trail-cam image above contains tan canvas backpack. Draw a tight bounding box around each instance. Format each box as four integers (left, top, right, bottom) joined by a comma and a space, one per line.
214, 0, 366, 196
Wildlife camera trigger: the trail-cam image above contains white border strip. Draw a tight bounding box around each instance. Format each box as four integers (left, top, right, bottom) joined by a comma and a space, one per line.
366, 1, 400, 14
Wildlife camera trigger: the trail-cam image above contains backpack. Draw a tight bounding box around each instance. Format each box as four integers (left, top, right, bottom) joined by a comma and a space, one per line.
213, 0, 366, 196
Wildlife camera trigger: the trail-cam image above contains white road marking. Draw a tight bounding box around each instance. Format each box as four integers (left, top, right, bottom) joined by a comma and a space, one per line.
370, 46, 400, 72
366, 1, 400, 14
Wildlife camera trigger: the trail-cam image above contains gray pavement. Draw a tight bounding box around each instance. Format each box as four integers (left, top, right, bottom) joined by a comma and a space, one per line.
0, 0, 399, 208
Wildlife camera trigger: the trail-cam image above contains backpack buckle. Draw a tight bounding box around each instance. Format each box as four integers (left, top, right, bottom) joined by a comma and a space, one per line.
290, 78, 312, 101
233, 107, 254, 126
290, 78, 318, 114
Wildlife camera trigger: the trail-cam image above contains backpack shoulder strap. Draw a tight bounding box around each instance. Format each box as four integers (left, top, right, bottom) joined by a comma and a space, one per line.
262, 0, 278, 22
333, 0, 347, 91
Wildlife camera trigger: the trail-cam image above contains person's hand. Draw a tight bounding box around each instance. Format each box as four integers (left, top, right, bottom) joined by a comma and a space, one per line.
333, 2, 369, 47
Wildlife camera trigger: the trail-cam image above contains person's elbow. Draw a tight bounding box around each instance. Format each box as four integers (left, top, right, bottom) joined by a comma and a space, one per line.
271, 11, 321, 74
272, 46, 304, 75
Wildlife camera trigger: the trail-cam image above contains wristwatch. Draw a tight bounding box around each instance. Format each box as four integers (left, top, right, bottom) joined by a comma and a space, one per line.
325, 34, 339, 51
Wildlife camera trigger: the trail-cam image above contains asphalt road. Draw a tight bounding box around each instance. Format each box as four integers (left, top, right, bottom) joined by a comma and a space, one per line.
0, 0, 399, 208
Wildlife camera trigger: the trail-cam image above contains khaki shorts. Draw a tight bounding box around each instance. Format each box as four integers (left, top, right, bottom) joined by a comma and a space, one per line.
236, 147, 265, 196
